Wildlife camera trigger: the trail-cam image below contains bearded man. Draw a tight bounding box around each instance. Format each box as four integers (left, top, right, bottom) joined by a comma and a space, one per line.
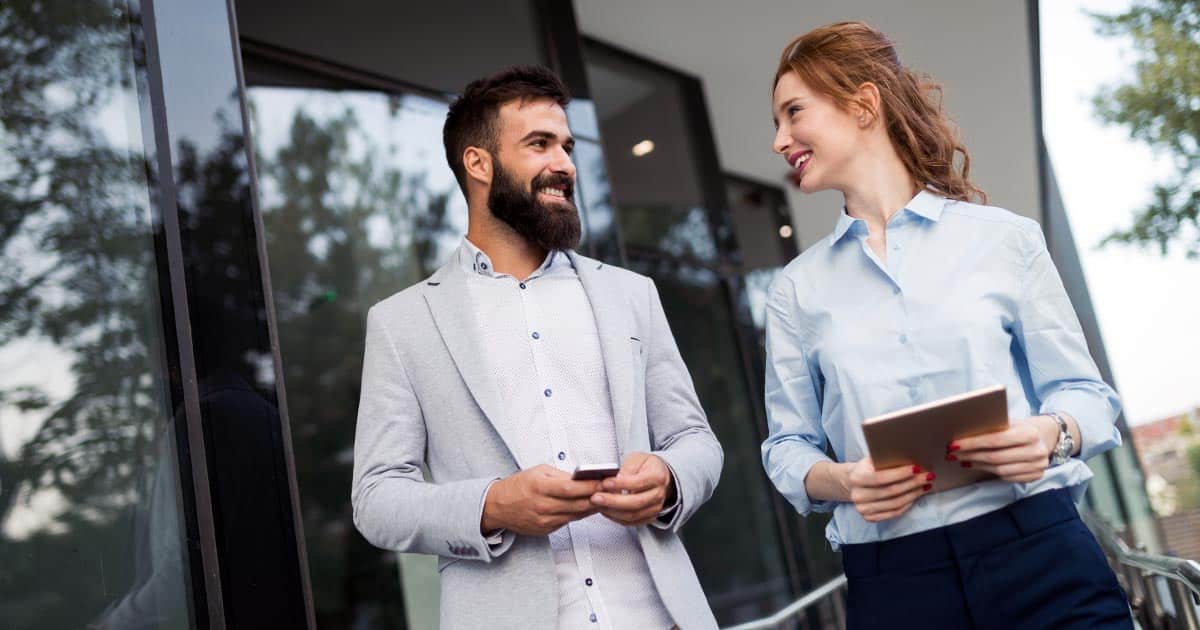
350, 65, 723, 630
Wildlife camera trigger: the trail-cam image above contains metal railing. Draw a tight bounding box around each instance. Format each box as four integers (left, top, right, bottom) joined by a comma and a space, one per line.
722, 575, 847, 630
1081, 510, 1200, 630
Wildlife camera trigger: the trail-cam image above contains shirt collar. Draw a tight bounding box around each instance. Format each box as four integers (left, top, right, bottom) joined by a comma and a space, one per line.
456, 236, 573, 278
829, 188, 949, 246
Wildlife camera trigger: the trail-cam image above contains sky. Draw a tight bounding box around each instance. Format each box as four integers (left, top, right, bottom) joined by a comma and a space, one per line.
1039, 0, 1200, 425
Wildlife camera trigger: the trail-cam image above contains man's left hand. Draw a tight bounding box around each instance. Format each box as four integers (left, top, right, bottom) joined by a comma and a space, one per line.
590, 452, 675, 526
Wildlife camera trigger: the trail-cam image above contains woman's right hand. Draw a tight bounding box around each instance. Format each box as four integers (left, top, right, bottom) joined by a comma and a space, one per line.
842, 457, 933, 522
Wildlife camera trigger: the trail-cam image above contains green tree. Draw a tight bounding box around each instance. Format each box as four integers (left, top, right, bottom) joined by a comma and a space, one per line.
1091, 0, 1200, 257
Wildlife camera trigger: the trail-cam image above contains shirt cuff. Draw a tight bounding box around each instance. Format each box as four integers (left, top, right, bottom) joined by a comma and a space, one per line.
478, 478, 512, 557
1041, 387, 1121, 461
651, 461, 683, 529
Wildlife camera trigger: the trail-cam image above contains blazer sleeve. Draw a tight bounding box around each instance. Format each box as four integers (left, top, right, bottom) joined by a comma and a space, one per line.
642, 277, 725, 532
351, 305, 515, 561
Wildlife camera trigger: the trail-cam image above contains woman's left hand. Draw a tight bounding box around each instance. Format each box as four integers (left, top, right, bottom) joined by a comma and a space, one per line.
948, 416, 1060, 483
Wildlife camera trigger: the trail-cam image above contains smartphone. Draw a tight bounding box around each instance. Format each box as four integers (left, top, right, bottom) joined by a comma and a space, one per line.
571, 463, 620, 481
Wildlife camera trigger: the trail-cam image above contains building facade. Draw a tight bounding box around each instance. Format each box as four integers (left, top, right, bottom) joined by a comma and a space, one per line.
0, 1, 1156, 628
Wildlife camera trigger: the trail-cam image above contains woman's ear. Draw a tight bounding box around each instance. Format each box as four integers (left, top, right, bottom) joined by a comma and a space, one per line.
854, 82, 882, 128
463, 146, 492, 186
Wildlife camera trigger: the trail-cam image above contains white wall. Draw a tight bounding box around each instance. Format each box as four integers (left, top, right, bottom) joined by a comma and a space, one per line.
575, 0, 1040, 250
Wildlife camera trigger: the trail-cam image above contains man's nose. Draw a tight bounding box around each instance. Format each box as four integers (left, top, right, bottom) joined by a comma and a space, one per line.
552, 146, 576, 176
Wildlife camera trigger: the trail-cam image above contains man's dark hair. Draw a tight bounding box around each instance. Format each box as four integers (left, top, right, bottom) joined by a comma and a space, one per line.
443, 65, 571, 194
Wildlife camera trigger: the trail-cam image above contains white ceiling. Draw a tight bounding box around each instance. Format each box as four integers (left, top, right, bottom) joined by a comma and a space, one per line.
575, 0, 1041, 249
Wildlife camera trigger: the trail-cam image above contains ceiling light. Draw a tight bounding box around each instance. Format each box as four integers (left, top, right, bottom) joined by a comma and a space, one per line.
779, 225, 794, 239
631, 139, 655, 157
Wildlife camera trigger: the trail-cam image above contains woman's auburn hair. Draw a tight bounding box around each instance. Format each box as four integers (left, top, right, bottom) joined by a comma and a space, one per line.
775, 21, 987, 205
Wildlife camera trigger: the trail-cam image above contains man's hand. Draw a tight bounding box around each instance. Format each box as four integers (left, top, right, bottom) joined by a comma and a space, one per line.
590, 452, 675, 526
481, 465, 602, 536
842, 457, 932, 522
950, 416, 1059, 483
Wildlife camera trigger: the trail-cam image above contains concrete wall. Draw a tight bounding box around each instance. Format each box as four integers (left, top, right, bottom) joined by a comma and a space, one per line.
575, 0, 1041, 249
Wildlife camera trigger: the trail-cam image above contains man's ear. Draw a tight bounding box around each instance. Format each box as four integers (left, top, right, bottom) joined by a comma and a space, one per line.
463, 146, 492, 186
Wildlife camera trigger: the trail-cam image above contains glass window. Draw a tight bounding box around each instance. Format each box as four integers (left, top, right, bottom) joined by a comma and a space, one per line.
246, 76, 459, 628
0, 2, 193, 628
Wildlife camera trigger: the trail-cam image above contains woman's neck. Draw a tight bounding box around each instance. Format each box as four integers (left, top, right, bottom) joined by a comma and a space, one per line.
841, 143, 920, 232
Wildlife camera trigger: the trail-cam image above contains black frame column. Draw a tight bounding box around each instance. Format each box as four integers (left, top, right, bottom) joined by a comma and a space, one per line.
140, 0, 314, 626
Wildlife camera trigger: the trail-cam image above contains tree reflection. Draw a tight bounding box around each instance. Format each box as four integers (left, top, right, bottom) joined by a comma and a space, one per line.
248, 90, 460, 628
0, 2, 187, 628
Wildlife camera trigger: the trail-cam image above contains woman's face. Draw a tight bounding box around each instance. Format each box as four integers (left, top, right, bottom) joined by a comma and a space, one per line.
772, 71, 864, 194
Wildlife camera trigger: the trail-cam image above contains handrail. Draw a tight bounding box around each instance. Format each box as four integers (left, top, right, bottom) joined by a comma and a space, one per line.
1081, 510, 1200, 597
722, 575, 848, 630
1081, 509, 1200, 629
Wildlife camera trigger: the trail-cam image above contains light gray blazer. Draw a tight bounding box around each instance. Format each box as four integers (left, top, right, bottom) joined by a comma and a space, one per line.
351, 250, 723, 629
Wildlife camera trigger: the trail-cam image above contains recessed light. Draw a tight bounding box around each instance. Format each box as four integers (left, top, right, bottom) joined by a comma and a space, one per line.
779, 225, 794, 239
631, 139, 655, 157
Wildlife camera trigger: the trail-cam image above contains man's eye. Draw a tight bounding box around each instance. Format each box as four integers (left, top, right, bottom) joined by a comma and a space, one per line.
532, 140, 547, 148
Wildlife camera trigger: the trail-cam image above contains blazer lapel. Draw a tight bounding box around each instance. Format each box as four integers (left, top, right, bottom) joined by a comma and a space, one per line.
422, 263, 526, 468
571, 252, 635, 457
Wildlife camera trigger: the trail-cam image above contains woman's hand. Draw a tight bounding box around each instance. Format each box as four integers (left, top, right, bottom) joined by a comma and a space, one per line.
948, 416, 1060, 483
842, 457, 934, 522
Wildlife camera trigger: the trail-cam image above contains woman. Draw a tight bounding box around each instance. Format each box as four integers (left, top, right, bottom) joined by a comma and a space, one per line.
761, 21, 1131, 629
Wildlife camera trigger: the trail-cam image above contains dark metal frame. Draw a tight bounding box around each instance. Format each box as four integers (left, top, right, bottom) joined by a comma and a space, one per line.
138, 0, 226, 626
138, 0, 317, 626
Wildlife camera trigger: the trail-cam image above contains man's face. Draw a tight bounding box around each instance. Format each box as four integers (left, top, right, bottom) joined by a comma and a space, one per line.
486, 98, 580, 251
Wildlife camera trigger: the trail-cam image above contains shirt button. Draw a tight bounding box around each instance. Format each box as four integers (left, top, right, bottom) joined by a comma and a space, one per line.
557, 451, 567, 461
519, 282, 527, 289
589, 614, 597, 623
480, 262, 489, 270
531, 331, 540, 340
899, 334, 908, 344
544, 388, 552, 397
892, 243, 901, 251
585, 578, 593, 586
893, 287, 901, 296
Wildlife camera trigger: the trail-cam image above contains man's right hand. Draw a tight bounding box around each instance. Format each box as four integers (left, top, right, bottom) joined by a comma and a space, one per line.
481, 465, 603, 536
842, 457, 933, 522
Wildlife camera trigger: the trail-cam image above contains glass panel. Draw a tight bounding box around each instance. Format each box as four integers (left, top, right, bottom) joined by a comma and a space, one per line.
584, 45, 719, 262
150, 0, 308, 624
628, 257, 793, 625
246, 79, 464, 628
0, 1, 193, 628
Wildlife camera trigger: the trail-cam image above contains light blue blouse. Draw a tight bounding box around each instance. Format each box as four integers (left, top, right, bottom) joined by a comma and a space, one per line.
761, 190, 1121, 547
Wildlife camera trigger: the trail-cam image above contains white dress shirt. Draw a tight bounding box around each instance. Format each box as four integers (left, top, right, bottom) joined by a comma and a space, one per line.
458, 238, 676, 630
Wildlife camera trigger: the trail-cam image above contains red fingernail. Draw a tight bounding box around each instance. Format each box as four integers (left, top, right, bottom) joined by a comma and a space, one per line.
960, 462, 972, 468
923, 484, 932, 491
926, 472, 936, 481
912, 465, 922, 474
945, 454, 958, 462
947, 443, 961, 452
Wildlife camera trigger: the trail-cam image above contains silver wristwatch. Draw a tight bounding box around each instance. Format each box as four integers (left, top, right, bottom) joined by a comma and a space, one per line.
1047, 411, 1074, 466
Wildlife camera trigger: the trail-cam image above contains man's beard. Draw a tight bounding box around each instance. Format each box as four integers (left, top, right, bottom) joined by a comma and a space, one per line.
487, 159, 581, 251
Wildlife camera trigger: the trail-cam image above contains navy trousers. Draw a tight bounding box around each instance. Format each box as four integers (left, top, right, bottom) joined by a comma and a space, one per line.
841, 488, 1133, 629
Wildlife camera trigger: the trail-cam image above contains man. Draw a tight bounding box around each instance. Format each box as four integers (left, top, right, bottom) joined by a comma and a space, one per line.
350, 65, 723, 629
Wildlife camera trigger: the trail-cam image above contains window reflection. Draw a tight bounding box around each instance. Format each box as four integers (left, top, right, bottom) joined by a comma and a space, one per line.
0, 2, 192, 628
246, 82, 466, 628
628, 258, 793, 622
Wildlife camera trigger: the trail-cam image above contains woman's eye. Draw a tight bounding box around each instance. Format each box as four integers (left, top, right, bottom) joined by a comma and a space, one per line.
789, 106, 803, 116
